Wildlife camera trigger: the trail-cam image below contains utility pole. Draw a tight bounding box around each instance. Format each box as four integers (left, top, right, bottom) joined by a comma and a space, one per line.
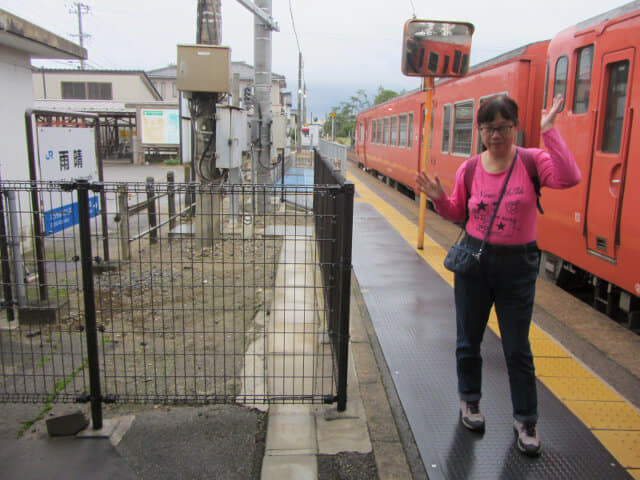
254, 0, 273, 189
193, 0, 223, 184
302, 82, 307, 134
197, 0, 222, 45
331, 113, 335, 141
69, 2, 90, 69
193, 0, 223, 242
297, 52, 302, 150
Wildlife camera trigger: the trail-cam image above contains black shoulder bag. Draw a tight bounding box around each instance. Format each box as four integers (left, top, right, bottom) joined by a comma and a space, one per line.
443, 151, 517, 277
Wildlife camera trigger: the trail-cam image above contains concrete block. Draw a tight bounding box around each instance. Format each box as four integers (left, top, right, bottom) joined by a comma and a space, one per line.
261, 454, 317, 480
46, 411, 88, 437
18, 304, 59, 325
265, 406, 317, 453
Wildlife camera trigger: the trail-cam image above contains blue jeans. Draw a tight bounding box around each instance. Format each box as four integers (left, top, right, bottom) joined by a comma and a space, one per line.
454, 235, 539, 423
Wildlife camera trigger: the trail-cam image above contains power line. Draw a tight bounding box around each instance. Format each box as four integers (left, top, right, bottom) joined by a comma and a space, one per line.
288, 0, 302, 55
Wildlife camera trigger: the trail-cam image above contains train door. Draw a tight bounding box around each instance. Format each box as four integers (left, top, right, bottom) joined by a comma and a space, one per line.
585, 49, 634, 260
356, 120, 363, 163
361, 119, 367, 163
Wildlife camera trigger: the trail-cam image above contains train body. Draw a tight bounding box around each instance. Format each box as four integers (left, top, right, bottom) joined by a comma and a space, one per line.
355, 2, 640, 322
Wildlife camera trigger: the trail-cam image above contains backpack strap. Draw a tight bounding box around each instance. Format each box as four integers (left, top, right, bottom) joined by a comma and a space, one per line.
463, 156, 479, 223
465, 150, 543, 215
516, 147, 544, 214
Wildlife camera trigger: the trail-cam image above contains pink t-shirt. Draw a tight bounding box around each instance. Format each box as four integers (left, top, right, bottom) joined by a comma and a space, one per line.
432, 127, 582, 245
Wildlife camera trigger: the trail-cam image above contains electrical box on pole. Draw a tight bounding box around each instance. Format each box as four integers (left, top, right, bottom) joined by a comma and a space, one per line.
177, 45, 231, 93
177, 44, 232, 183
272, 114, 287, 150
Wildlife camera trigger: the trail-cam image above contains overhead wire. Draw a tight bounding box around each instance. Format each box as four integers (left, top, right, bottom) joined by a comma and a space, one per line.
288, 0, 307, 122
288, 0, 302, 55
408, 0, 417, 18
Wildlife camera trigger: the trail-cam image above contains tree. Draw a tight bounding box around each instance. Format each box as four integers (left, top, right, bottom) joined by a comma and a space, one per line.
374, 86, 399, 105
323, 89, 372, 140
323, 87, 401, 142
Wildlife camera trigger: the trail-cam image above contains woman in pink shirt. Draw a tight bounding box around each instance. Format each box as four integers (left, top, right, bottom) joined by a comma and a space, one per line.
416, 94, 581, 456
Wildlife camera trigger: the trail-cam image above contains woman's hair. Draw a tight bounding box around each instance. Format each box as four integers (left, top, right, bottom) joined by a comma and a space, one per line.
477, 95, 519, 126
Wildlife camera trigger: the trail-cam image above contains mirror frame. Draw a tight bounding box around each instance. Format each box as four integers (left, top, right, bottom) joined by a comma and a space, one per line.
401, 19, 475, 78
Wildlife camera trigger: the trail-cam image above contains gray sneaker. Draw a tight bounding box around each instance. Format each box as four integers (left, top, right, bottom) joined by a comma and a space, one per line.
460, 400, 485, 432
514, 420, 542, 456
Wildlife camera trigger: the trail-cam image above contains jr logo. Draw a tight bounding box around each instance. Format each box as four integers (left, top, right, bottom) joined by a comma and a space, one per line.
46, 150, 54, 161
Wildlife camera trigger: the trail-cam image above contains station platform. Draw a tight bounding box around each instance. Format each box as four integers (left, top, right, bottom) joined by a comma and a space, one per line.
350, 175, 638, 479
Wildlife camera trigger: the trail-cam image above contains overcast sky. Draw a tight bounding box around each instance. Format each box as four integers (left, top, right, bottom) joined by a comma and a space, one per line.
4, 0, 632, 118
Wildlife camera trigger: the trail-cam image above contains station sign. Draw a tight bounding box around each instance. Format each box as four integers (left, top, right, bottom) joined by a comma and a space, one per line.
35, 126, 100, 235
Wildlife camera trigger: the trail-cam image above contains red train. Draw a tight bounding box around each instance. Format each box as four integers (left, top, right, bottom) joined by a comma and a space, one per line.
355, 2, 640, 326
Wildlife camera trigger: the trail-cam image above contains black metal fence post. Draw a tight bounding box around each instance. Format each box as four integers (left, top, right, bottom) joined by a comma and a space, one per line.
167, 171, 176, 231
336, 181, 354, 412
24, 112, 48, 302
94, 117, 110, 263
76, 180, 103, 429
0, 191, 15, 321
146, 177, 158, 244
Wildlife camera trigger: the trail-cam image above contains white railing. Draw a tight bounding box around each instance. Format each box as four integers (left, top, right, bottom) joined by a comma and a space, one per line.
318, 139, 347, 175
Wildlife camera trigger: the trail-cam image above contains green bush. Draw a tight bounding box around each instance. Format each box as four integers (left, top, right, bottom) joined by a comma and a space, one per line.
163, 157, 180, 166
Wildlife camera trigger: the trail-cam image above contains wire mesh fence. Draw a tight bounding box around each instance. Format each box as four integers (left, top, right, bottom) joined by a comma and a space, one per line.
0, 157, 353, 422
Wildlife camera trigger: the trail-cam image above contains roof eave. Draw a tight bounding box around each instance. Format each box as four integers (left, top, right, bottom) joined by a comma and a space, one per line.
0, 9, 86, 60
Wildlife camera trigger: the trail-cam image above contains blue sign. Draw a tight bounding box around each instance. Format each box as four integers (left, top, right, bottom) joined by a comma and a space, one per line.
43, 195, 100, 236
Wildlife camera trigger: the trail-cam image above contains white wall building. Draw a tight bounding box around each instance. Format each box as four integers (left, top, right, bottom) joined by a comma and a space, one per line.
0, 9, 86, 181
32, 69, 162, 103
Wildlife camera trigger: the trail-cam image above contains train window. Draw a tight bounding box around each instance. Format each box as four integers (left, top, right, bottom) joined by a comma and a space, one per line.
370, 120, 375, 143
383, 118, 389, 145
390, 117, 398, 146
359, 122, 364, 143
553, 56, 569, 111
452, 101, 473, 155
602, 60, 629, 154
377, 119, 382, 143
573, 45, 593, 114
408, 113, 413, 148
543, 61, 549, 109
441, 104, 451, 153
398, 114, 408, 147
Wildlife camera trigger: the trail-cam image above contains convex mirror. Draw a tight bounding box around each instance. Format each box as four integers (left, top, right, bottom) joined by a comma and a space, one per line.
402, 20, 474, 77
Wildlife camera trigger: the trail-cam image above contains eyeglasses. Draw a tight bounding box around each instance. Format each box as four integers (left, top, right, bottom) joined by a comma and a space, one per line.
479, 124, 514, 136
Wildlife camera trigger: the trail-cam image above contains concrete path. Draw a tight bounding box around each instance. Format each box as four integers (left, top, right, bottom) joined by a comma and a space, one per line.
260, 236, 372, 479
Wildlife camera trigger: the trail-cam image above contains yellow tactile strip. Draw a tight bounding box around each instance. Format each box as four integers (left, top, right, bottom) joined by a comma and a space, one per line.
349, 172, 640, 474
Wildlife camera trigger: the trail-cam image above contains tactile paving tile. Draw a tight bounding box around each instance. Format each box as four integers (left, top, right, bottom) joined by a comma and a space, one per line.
352, 202, 632, 479
565, 400, 640, 430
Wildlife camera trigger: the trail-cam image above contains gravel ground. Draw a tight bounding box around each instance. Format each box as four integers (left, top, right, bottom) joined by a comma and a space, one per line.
318, 452, 379, 480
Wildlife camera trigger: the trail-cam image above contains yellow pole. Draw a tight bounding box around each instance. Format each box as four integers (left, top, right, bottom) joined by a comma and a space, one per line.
417, 76, 434, 249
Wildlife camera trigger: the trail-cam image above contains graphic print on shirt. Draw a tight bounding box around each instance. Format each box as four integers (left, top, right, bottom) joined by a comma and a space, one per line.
471, 187, 524, 240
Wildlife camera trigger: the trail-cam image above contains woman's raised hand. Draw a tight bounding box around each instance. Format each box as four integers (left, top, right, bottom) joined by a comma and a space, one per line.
415, 171, 444, 200
541, 94, 564, 131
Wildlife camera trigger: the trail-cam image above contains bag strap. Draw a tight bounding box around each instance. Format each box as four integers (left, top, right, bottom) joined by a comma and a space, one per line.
476, 149, 518, 255
466, 148, 543, 214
